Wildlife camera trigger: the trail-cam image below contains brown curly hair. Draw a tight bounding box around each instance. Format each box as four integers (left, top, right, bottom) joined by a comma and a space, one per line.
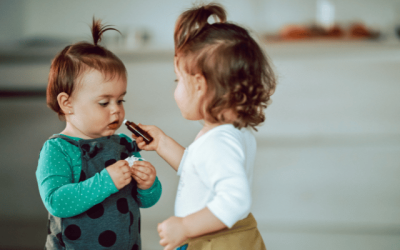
46, 18, 126, 120
174, 3, 276, 130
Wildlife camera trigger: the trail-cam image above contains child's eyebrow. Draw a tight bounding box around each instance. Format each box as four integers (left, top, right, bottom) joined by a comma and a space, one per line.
98, 91, 127, 98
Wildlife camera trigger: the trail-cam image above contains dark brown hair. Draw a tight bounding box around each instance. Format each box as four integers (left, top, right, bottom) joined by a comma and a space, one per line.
47, 18, 127, 120
174, 3, 276, 130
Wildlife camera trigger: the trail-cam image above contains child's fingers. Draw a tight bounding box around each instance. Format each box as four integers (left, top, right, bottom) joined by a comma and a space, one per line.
132, 164, 153, 175
118, 175, 131, 188
131, 172, 147, 182
133, 160, 153, 167
120, 160, 129, 165
132, 169, 155, 184
131, 133, 139, 139
133, 135, 147, 146
114, 160, 131, 172
124, 177, 132, 185
120, 165, 131, 174
131, 167, 150, 183
114, 160, 129, 168
134, 135, 143, 142
134, 136, 146, 148
133, 161, 156, 173
123, 171, 132, 179
137, 123, 151, 131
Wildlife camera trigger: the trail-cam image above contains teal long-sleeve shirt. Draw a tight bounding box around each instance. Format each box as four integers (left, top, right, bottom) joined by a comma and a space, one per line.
36, 133, 161, 218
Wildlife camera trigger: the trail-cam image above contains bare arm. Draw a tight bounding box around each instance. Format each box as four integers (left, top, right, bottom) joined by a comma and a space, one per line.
182, 206, 227, 237
155, 132, 185, 171
158, 207, 227, 250
133, 124, 185, 172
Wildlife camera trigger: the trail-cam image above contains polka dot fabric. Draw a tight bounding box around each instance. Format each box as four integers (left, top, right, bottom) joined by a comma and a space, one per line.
36, 134, 160, 249
36, 134, 161, 217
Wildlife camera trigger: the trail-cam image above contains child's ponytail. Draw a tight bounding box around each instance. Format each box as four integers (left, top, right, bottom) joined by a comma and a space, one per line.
91, 17, 120, 46
174, 3, 226, 52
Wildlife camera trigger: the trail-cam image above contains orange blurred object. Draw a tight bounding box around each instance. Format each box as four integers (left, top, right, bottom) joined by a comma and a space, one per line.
349, 23, 379, 39
326, 25, 344, 37
280, 25, 311, 40
273, 22, 379, 42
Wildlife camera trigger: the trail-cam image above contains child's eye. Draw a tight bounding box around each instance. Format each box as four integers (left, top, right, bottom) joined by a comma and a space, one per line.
174, 79, 178, 83
118, 100, 126, 105
99, 102, 109, 107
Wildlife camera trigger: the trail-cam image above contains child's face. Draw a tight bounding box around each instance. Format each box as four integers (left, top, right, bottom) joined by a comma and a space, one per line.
174, 59, 204, 121
68, 69, 127, 139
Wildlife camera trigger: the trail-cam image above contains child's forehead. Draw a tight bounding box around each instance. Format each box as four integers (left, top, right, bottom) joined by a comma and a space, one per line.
75, 69, 126, 96
80, 68, 125, 81
79, 68, 105, 82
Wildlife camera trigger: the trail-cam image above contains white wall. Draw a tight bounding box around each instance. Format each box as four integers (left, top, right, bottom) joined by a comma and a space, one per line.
0, 0, 25, 44
1, 0, 400, 46
16, 0, 261, 48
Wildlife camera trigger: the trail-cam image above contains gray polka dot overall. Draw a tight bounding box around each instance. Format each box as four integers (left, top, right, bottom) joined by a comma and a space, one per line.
45, 135, 141, 250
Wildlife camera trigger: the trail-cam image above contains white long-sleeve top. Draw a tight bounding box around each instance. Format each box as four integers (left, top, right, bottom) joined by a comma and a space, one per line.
175, 124, 256, 228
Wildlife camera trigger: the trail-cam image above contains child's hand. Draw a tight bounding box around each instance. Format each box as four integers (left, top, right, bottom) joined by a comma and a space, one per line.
158, 216, 189, 250
131, 161, 156, 190
106, 160, 132, 190
132, 124, 166, 152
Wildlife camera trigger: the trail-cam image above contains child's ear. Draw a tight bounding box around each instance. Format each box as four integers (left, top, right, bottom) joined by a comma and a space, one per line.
193, 73, 207, 96
57, 92, 73, 115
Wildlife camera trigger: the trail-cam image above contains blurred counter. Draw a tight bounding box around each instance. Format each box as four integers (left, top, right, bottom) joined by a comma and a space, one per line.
1, 39, 400, 65
1, 40, 399, 93
0, 46, 174, 65
263, 39, 400, 62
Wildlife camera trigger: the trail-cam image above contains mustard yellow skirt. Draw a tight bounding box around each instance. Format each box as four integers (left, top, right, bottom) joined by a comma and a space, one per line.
180, 213, 266, 250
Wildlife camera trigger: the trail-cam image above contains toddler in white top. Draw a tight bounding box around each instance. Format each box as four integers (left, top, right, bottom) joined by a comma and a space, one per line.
175, 124, 256, 228
132, 3, 276, 250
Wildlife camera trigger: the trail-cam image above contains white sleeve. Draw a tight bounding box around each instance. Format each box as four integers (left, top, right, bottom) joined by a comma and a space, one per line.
196, 130, 251, 228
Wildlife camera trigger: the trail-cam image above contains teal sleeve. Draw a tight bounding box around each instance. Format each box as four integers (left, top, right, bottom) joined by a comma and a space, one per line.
36, 140, 118, 218
138, 176, 162, 208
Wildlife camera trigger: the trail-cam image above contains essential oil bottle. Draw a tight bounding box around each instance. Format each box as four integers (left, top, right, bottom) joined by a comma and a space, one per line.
123, 119, 153, 144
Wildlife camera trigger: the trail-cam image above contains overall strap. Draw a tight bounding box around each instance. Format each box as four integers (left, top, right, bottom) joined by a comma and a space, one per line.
48, 134, 79, 147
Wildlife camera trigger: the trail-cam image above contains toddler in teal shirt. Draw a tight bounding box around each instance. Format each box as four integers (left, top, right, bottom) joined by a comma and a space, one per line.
36, 18, 161, 250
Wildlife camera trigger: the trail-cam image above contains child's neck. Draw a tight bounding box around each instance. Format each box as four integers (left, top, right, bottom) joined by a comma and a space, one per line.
61, 122, 94, 139
195, 121, 224, 141
195, 110, 237, 141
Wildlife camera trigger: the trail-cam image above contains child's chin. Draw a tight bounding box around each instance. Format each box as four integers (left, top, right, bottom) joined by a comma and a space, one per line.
102, 130, 116, 137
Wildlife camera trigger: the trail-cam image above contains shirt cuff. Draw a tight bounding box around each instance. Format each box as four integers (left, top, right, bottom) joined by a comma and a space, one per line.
137, 176, 160, 195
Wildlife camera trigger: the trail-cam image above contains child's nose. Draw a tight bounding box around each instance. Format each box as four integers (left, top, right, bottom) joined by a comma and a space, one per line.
111, 104, 122, 114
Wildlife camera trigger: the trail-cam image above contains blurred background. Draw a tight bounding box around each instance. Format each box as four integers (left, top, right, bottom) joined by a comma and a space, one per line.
0, 0, 400, 249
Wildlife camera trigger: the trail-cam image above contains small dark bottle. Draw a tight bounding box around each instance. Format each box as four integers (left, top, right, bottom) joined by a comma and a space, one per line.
123, 119, 153, 144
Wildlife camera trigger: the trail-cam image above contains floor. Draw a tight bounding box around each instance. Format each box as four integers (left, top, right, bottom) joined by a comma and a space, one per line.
1, 223, 400, 250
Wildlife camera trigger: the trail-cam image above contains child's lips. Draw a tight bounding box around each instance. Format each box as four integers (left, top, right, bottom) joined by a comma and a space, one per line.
108, 122, 119, 129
